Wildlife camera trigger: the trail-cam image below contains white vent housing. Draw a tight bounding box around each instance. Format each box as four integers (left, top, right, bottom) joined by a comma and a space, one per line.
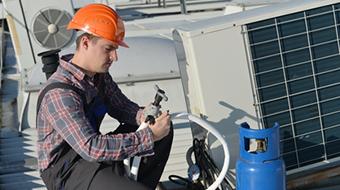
3, 0, 75, 73
173, 0, 340, 174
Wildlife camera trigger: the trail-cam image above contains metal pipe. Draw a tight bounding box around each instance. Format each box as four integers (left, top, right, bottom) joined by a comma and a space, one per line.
37, 49, 60, 80
179, 0, 187, 14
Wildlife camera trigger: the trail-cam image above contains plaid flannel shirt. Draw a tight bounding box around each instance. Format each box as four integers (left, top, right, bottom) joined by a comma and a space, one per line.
37, 55, 154, 171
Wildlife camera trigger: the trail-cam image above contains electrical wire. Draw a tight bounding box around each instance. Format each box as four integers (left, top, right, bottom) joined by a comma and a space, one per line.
172, 113, 231, 190
193, 138, 234, 190
168, 138, 234, 190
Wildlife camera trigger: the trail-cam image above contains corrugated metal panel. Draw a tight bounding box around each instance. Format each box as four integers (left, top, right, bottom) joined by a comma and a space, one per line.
0, 31, 46, 189
0, 129, 46, 190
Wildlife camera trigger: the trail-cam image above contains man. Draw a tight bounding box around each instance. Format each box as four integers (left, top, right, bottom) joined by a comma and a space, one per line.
36, 3, 173, 190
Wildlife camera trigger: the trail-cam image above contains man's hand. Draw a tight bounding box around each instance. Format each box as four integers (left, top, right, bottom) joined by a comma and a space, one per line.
148, 111, 171, 142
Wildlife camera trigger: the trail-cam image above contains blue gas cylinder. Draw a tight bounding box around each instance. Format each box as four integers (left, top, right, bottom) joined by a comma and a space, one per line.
236, 122, 286, 190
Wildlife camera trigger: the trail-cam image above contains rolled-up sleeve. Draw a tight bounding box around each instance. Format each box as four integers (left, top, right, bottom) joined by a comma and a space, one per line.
42, 88, 154, 161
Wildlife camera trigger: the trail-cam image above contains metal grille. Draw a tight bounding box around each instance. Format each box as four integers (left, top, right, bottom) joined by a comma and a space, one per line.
32, 8, 74, 49
246, 3, 340, 170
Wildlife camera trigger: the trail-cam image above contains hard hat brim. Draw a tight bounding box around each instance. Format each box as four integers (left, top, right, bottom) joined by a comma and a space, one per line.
118, 41, 129, 48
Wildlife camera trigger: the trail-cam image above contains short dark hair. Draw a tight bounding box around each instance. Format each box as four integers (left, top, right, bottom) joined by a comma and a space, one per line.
75, 33, 99, 50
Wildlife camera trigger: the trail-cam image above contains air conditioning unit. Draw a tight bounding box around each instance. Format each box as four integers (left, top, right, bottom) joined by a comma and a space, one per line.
2, 0, 75, 130
3, 0, 75, 73
174, 0, 340, 174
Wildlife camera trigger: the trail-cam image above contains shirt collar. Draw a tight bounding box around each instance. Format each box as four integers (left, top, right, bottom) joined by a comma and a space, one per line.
60, 54, 86, 81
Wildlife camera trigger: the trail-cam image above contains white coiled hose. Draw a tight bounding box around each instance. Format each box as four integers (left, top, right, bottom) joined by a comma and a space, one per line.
125, 112, 230, 190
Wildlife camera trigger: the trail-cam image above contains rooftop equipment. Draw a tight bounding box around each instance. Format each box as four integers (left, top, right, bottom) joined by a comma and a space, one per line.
173, 0, 340, 175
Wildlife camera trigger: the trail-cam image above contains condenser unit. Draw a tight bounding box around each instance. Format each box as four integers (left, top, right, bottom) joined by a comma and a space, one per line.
3, 0, 75, 72
174, 0, 340, 174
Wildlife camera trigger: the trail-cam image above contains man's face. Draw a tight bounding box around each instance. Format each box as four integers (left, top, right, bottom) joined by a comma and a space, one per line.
85, 37, 119, 74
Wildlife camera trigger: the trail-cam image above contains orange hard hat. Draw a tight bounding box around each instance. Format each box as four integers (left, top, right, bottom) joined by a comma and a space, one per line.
67, 3, 128, 48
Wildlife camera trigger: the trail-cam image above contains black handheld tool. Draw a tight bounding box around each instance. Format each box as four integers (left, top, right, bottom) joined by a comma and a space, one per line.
143, 85, 168, 124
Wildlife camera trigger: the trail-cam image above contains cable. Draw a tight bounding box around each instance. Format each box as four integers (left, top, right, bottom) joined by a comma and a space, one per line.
169, 175, 192, 186
173, 113, 231, 190
192, 138, 234, 190
169, 174, 205, 190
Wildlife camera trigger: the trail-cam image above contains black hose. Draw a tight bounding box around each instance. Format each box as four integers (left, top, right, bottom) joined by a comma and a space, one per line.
193, 138, 234, 190
168, 175, 204, 190
168, 138, 235, 190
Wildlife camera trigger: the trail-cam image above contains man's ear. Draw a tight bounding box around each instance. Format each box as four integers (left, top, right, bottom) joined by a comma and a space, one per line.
80, 35, 90, 50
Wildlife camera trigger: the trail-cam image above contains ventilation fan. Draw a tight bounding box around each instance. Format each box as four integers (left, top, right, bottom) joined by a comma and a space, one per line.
32, 8, 74, 49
